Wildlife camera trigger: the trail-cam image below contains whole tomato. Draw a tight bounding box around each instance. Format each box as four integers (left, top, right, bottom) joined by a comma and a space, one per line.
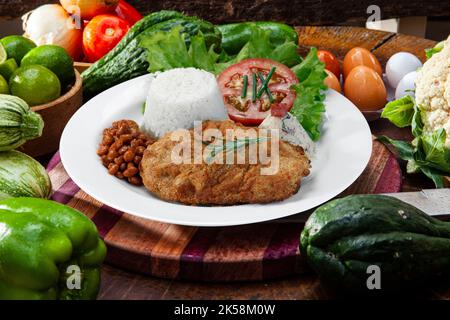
115, 0, 142, 26
317, 50, 341, 79
83, 14, 130, 62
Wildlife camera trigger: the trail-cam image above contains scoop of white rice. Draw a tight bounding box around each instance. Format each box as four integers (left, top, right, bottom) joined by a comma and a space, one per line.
143, 68, 228, 138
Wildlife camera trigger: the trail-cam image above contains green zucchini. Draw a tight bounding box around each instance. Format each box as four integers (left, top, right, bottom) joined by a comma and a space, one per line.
82, 11, 222, 98
218, 22, 299, 55
0, 150, 51, 200
301, 195, 450, 292
0, 94, 43, 151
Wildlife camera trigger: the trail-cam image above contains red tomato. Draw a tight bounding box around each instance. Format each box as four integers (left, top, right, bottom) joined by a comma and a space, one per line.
218, 58, 298, 126
317, 50, 341, 79
83, 14, 130, 63
115, 0, 142, 25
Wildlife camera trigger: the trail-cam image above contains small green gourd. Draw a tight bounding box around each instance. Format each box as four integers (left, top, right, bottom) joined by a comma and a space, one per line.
0, 94, 43, 151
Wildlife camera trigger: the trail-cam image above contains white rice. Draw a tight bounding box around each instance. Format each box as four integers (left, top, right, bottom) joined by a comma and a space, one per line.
143, 68, 228, 138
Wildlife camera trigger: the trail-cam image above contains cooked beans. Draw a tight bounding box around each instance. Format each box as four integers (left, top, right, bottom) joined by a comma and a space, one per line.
98, 120, 154, 186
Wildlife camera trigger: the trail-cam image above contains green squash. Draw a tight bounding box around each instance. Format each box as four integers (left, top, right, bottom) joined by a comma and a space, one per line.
0, 94, 43, 151
0, 150, 51, 200
301, 195, 450, 292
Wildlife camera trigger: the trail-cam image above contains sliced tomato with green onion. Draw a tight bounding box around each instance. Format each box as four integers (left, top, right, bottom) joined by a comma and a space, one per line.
218, 58, 298, 126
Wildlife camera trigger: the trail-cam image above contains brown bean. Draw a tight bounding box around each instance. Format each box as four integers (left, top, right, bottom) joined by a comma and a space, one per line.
119, 163, 127, 171
133, 155, 142, 164
114, 156, 124, 165
107, 150, 118, 161
123, 149, 135, 162
138, 133, 148, 140
118, 145, 129, 155
108, 163, 119, 175
117, 125, 129, 135
128, 176, 142, 186
102, 135, 114, 146
110, 140, 123, 151
115, 172, 124, 179
97, 145, 109, 156
120, 134, 133, 142
136, 146, 146, 155
127, 162, 135, 169
123, 167, 139, 178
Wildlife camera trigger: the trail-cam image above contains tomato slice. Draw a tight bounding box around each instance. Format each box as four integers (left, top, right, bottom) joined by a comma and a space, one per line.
218, 58, 298, 126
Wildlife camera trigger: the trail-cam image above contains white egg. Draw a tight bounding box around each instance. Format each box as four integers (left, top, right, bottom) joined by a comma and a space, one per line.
395, 71, 417, 100
386, 52, 422, 88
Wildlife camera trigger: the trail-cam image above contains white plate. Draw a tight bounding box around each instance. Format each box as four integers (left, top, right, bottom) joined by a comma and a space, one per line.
60, 74, 372, 227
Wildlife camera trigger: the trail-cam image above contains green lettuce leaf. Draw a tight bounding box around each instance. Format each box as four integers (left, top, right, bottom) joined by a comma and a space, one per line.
381, 95, 415, 128
418, 128, 450, 173
425, 40, 445, 59
233, 26, 302, 67
377, 136, 415, 160
140, 26, 220, 73
290, 48, 328, 141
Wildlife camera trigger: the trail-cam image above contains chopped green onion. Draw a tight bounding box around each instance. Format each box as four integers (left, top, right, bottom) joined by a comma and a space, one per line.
257, 67, 276, 99
252, 73, 257, 102
241, 75, 248, 98
258, 72, 274, 103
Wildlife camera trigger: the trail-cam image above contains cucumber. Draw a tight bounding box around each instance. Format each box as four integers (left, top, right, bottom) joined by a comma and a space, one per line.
301, 195, 450, 292
82, 11, 222, 98
218, 22, 299, 55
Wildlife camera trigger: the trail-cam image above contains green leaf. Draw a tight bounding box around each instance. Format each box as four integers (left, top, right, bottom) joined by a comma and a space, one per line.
140, 26, 219, 73
411, 105, 424, 138
381, 95, 415, 128
377, 136, 415, 161
233, 26, 302, 67
418, 128, 450, 173
290, 48, 328, 141
425, 40, 445, 59
419, 166, 444, 188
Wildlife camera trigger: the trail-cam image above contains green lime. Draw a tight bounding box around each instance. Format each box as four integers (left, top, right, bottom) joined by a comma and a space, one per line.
0, 58, 18, 81
0, 75, 9, 94
0, 43, 6, 64
21, 45, 75, 87
0, 35, 36, 64
9, 65, 61, 106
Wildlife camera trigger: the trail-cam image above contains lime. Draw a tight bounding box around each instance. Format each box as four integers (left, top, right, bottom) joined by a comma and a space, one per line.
21, 45, 75, 87
0, 43, 6, 64
0, 58, 18, 81
0, 35, 36, 64
9, 65, 61, 106
0, 75, 9, 94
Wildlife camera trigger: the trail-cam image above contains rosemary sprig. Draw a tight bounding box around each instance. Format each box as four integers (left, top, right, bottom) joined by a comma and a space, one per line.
205, 137, 270, 163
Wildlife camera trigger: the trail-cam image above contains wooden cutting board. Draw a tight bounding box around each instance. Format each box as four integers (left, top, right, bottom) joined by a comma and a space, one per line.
46, 138, 401, 281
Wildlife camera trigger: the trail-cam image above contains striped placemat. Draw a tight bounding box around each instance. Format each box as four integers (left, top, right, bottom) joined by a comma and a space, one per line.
46, 139, 401, 281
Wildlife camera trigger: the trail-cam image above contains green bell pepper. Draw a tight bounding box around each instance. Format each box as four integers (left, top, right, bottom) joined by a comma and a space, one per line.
0, 198, 106, 300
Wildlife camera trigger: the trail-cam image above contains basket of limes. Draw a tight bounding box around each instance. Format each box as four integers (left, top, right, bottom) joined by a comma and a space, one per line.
0, 35, 82, 157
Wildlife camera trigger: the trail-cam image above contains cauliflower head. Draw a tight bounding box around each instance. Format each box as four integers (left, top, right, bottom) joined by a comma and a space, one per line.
415, 37, 450, 147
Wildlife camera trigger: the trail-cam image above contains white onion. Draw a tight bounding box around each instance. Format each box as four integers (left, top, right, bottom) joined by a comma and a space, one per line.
22, 4, 83, 61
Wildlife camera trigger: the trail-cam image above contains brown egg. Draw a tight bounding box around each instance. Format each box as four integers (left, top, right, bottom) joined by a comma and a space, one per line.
343, 47, 383, 79
324, 69, 342, 93
344, 65, 387, 111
